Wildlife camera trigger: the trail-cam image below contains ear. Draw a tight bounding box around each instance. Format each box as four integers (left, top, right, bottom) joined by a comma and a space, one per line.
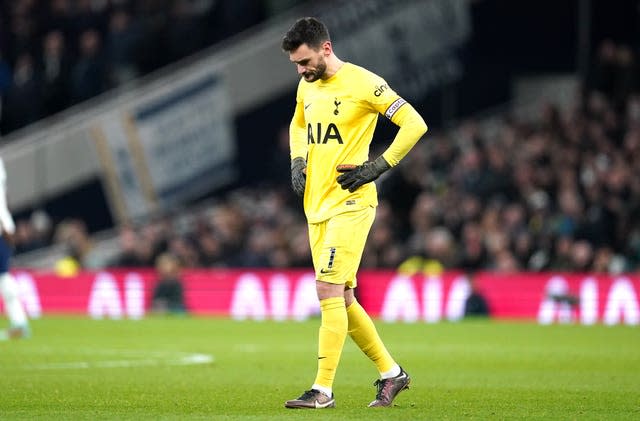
321, 40, 332, 56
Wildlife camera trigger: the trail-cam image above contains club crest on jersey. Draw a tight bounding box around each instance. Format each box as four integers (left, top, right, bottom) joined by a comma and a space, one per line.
333, 98, 341, 115
307, 122, 343, 144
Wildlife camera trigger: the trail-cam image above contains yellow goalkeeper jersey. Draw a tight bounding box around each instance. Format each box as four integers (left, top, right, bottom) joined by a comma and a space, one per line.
290, 62, 427, 223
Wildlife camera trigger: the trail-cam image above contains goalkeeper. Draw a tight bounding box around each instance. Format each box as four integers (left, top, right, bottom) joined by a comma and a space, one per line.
283, 17, 427, 409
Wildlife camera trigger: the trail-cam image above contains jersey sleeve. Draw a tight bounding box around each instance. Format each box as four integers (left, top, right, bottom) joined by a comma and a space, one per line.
289, 82, 308, 161
362, 74, 428, 167
0, 159, 15, 235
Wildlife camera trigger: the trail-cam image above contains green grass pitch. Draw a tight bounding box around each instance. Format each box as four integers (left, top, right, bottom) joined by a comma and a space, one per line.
0, 316, 638, 420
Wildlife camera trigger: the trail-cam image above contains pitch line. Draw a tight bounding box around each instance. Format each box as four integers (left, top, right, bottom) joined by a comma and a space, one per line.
24, 352, 214, 370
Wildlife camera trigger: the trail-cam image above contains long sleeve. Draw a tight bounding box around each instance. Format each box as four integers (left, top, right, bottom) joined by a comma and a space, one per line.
380, 103, 428, 167
289, 100, 308, 161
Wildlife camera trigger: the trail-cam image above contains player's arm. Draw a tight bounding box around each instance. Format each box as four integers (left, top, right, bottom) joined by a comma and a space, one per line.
0, 162, 16, 246
289, 98, 308, 197
337, 79, 427, 192
380, 101, 428, 167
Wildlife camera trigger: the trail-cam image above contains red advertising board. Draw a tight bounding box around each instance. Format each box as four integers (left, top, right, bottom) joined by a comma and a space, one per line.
5, 269, 640, 325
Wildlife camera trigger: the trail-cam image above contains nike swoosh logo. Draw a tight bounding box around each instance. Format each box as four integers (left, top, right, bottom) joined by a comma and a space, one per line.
320, 269, 330, 274
315, 399, 334, 409
305, 103, 312, 109
318, 356, 326, 360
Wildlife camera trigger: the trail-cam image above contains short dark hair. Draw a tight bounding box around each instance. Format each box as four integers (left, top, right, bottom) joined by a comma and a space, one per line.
281, 17, 330, 52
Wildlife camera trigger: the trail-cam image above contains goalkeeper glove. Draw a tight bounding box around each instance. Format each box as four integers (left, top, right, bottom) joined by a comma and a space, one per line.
336, 156, 391, 192
291, 157, 307, 197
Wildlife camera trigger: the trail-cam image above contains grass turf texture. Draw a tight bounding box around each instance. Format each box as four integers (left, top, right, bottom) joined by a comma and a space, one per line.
0, 317, 638, 420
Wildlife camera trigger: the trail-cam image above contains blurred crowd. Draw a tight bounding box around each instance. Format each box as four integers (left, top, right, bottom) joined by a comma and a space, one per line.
0, 0, 303, 135
8, 29, 640, 275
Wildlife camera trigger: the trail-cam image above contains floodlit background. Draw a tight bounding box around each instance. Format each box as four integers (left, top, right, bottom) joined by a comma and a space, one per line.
1, 1, 639, 419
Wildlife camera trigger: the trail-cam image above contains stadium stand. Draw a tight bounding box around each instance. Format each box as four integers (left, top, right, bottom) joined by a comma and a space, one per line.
3, 1, 640, 276
0, 0, 303, 136
33, 74, 640, 275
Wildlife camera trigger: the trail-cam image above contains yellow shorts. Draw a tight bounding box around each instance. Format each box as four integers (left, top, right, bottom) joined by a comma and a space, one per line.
308, 206, 376, 288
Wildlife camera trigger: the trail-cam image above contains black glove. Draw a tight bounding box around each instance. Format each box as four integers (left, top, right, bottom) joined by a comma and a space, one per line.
291, 157, 307, 197
336, 156, 391, 192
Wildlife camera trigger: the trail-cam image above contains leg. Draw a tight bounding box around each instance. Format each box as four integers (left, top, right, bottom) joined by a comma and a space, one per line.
285, 210, 369, 409
312, 281, 348, 394
344, 288, 398, 375
0, 272, 30, 340
344, 288, 410, 407
284, 281, 345, 409
285, 217, 344, 409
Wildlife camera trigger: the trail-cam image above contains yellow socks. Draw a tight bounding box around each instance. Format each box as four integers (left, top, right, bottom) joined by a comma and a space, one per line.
313, 297, 348, 392
312, 298, 398, 394
346, 300, 396, 374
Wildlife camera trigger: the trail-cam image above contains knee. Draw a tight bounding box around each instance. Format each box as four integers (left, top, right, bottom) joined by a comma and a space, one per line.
343, 289, 356, 307
316, 280, 345, 301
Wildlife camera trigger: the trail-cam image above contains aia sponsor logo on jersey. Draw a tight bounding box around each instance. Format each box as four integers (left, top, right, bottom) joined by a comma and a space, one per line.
307, 122, 343, 144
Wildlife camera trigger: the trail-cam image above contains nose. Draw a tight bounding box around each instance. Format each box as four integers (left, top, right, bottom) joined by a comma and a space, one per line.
296, 64, 306, 75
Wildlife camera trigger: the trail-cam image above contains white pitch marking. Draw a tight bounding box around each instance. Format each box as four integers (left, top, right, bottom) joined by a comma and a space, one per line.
24, 352, 214, 370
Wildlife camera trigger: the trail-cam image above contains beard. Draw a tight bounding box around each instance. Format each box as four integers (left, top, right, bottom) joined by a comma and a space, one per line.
302, 59, 327, 82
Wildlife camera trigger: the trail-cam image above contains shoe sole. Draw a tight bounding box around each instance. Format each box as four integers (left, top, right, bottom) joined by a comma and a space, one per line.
284, 399, 336, 409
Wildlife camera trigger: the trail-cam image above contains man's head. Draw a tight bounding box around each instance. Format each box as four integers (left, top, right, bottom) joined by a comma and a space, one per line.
282, 17, 332, 82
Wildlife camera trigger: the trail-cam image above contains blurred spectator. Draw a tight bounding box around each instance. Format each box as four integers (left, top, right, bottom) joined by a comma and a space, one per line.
69, 29, 107, 104
40, 30, 72, 115
167, 236, 200, 268
14, 221, 38, 254
31, 209, 53, 243
54, 219, 105, 269
588, 39, 617, 99
590, 246, 627, 274
363, 219, 405, 269
104, 8, 141, 86
10, 210, 51, 255
1, 52, 42, 133
108, 226, 151, 267
568, 240, 594, 272
288, 225, 312, 268
5, 1, 38, 63
463, 273, 490, 317
548, 236, 574, 271
458, 222, 488, 271
151, 252, 187, 314
195, 229, 224, 267
237, 227, 273, 268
